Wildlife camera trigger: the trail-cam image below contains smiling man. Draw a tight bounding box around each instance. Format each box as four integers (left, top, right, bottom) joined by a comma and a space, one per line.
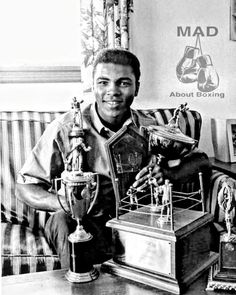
15, 49, 211, 269
93, 53, 139, 131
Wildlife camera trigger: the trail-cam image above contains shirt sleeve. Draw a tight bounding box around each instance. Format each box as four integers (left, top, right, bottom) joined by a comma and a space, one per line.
17, 119, 65, 188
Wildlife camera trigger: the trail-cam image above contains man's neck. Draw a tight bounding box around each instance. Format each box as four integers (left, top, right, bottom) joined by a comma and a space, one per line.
99, 113, 131, 132
95, 104, 131, 132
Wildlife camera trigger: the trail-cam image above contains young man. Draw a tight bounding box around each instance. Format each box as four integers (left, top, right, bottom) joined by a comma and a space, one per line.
16, 49, 211, 268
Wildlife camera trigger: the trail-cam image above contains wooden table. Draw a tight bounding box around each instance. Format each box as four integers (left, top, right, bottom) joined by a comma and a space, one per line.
1, 265, 230, 295
210, 157, 236, 178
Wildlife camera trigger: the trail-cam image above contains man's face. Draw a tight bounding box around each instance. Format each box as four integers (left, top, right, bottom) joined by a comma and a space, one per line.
93, 63, 139, 125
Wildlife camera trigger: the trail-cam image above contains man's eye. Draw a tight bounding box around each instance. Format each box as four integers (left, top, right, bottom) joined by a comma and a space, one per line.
120, 81, 131, 87
97, 80, 108, 86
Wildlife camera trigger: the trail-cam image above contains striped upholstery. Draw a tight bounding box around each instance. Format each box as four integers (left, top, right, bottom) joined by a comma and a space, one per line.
1, 111, 64, 276
0, 111, 65, 228
1, 222, 60, 276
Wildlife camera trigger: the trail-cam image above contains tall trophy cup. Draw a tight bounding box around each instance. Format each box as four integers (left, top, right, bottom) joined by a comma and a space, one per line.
55, 97, 99, 283
206, 179, 236, 291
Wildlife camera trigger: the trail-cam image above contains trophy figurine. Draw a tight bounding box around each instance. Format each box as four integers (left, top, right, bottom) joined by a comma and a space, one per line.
55, 97, 99, 283
206, 179, 236, 291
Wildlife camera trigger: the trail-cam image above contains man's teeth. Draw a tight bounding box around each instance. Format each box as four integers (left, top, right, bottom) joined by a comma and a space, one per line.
106, 101, 119, 105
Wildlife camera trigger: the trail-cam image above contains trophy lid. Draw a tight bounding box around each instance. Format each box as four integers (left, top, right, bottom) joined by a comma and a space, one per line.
147, 125, 196, 145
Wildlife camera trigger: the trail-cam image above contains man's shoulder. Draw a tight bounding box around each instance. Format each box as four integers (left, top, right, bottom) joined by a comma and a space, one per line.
46, 111, 73, 132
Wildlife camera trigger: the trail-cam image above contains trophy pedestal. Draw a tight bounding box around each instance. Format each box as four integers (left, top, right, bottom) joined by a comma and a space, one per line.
206, 233, 236, 292
66, 228, 99, 283
65, 267, 99, 283
102, 207, 217, 294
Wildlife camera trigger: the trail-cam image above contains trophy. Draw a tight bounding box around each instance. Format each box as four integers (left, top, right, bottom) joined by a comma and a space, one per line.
145, 102, 197, 163
102, 103, 218, 294
206, 179, 236, 291
55, 97, 99, 283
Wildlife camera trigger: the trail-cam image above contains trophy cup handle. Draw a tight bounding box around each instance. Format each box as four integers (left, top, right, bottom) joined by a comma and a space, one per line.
87, 173, 100, 215
54, 177, 71, 215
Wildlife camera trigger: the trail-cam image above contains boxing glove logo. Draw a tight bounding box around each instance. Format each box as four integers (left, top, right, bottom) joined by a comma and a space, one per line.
197, 55, 219, 92
176, 46, 200, 83
176, 34, 219, 92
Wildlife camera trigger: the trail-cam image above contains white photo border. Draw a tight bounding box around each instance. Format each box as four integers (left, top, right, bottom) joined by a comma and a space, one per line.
227, 119, 236, 162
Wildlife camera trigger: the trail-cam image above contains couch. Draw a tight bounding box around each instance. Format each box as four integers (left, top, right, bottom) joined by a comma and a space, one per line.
1, 108, 235, 276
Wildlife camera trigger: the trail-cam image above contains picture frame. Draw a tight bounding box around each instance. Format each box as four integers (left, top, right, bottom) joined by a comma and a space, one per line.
230, 0, 236, 40
105, 124, 149, 207
227, 119, 236, 162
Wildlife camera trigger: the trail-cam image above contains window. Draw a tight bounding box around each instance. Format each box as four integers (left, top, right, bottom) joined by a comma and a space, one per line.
0, 0, 81, 83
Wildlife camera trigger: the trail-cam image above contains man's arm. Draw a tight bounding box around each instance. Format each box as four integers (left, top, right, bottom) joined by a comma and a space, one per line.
162, 151, 212, 184
15, 183, 68, 212
132, 150, 212, 190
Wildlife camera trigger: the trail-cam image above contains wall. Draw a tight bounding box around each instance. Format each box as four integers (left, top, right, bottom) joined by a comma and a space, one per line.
0, 0, 235, 156
0, 0, 82, 111
130, 0, 236, 156
0, 83, 84, 111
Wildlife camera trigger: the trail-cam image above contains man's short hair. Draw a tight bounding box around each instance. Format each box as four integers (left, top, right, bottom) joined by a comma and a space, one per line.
92, 48, 141, 83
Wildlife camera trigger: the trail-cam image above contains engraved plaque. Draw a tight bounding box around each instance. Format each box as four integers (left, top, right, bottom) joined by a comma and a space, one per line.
119, 231, 171, 275
220, 240, 236, 271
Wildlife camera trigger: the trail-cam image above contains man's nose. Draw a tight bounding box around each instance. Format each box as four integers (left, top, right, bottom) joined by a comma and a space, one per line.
107, 82, 121, 95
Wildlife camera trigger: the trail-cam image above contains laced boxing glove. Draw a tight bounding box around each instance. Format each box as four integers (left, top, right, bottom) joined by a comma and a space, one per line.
176, 46, 200, 83
197, 55, 219, 92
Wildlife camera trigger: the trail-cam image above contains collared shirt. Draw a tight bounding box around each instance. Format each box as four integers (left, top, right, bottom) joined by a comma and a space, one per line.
17, 102, 156, 217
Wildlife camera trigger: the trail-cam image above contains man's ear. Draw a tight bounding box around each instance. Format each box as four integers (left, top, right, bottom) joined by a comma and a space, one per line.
135, 81, 140, 96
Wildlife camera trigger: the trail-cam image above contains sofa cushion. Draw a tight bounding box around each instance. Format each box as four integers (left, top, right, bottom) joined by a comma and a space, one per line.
1, 222, 60, 276
0, 111, 65, 228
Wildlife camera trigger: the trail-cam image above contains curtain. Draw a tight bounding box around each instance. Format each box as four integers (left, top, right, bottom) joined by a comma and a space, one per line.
80, 0, 133, 92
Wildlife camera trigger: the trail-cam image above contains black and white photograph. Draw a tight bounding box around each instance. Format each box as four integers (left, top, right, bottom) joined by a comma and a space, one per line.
1, 0, 236, 294
227, 119, 236, 162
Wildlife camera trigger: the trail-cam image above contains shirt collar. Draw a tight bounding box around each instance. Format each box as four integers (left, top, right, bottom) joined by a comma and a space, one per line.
90, 102, 133, 135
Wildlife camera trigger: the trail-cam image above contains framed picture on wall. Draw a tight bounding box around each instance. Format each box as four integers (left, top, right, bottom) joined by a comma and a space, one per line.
227, 119, 236, 162
230, 0, 236, 40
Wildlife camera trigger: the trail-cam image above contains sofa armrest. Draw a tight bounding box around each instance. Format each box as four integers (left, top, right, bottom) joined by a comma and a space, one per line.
0, 111, 64, 229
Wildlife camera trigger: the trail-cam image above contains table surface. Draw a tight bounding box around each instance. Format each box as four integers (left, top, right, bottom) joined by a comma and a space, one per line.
210, 157, 236, 178
1, 265, 230, 295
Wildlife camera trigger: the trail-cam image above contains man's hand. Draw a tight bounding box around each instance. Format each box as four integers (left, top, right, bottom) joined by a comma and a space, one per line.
132, 155, 164, 191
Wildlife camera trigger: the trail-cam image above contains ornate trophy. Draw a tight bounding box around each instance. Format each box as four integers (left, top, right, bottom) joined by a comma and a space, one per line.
206, 179, 236, 291
55, 97, 99, 283
102, 104, 218, 294
145, 103, 197, 163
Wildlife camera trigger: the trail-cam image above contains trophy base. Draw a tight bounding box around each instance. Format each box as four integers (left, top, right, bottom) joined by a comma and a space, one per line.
206, 260, 236, 292
206, 233, 236, 292
68, 231, 99, 283
102, 208, 217, 294
65, 267, 99, 283
102, 252, 218, 295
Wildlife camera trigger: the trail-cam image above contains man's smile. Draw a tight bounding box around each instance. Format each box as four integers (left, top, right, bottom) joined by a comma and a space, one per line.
103, 100, 122, 107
